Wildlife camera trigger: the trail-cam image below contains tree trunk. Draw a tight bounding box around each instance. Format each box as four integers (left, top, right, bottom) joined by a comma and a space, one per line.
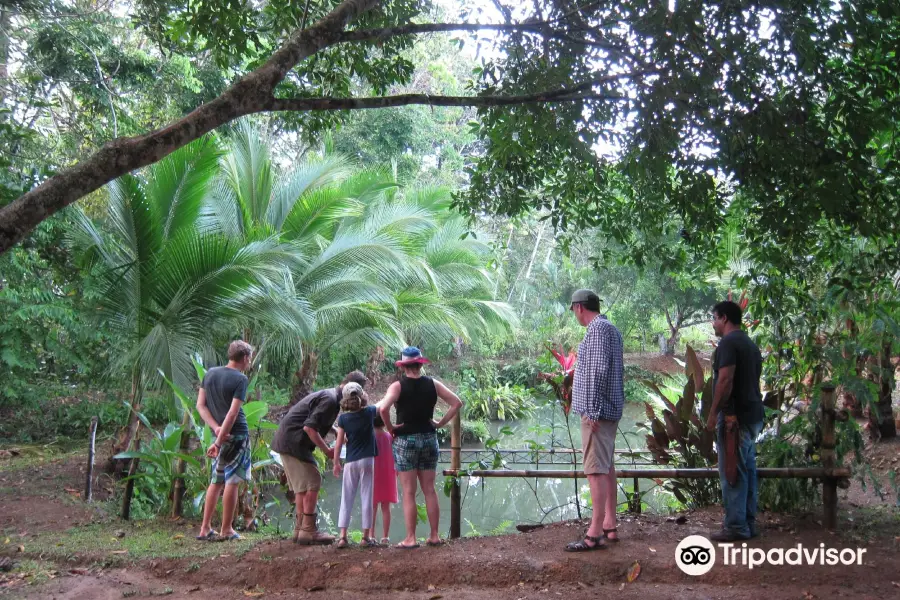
869, 339, 897, 439
365, 345, 385, 389
518, 221, 546, 308
108, 367, 144, 474
291, 350, 319, 405
0, 7, 9, 103
170, 413, 192, 517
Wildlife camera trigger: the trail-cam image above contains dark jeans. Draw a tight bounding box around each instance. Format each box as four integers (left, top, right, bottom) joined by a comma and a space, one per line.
716, 413, 763, 538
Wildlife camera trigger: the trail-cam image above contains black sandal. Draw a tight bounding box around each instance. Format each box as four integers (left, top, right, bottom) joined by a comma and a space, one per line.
565, 535, 606, 552
336, 537, 349, 549
603, 528, 619, 542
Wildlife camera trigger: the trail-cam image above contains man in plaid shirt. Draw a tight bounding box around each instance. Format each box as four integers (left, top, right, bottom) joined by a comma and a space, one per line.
565, 289, 624, 552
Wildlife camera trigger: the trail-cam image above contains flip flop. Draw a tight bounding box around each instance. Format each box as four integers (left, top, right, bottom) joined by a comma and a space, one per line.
395, 542, 420, 549
216, 532, 242, 541
195, 530, 218, 541
425, 539, 444, 547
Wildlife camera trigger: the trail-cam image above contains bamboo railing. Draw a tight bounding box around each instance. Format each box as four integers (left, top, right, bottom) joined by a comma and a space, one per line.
445, 385, 848, 538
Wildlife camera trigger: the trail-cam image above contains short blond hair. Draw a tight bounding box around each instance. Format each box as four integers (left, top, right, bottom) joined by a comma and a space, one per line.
227, 340, 253, 362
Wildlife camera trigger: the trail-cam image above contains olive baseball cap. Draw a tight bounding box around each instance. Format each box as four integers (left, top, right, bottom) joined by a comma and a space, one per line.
570, 289, 600, 307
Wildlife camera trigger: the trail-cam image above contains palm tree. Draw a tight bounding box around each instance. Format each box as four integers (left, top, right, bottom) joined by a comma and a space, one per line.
71, 137, 311, 462
183, 119, 514, 396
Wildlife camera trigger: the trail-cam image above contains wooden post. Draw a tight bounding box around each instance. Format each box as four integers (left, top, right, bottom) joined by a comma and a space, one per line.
450, 412, 461, 539
632, 476, 641, 514
820, 384, 838, 530
121, 441, 141, 521
84, 416, 98, 502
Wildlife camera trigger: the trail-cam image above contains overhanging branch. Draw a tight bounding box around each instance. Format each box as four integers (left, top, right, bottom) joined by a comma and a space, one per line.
268, 90, 624, 112
334, 22, 632, 56
268, 71, 650, 112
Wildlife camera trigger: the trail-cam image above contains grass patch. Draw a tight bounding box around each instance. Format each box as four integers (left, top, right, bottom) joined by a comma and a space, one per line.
843, 504, 900, 543
18, 520, 270, 564
0, 441, 88, 473
3, 558, 60, 586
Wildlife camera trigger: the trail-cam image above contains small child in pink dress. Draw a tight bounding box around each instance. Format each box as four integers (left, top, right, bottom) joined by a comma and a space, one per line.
367, 414, 398, 544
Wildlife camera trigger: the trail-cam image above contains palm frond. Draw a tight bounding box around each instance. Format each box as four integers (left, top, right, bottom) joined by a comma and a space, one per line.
267, 153, 354, 231
145, 137, 223, 241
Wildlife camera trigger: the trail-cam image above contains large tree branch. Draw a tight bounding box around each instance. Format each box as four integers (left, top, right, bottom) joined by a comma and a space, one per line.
334, 21, 631, 56
266, 72, 640, 111
0, 0, 381, 255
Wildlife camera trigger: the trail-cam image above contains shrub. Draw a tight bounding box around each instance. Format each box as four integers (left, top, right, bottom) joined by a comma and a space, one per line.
461, 383, 534, 421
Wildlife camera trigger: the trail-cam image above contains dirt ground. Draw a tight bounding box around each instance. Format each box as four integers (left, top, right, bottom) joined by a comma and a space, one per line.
2, 442, 899, 600
2, 351, 898, 600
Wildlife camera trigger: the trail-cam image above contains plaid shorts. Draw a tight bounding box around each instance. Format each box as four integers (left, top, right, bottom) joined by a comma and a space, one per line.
392, 432, 439, 472
211, 435, 252, 485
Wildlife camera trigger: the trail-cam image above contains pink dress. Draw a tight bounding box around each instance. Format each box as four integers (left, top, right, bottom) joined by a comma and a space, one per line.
373, 430, 398, 504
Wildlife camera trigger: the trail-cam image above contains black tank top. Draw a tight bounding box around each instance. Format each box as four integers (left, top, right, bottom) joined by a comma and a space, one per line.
395, 376, 438, 435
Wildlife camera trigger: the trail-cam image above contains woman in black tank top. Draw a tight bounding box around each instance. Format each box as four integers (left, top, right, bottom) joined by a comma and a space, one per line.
379, 347, 463, 548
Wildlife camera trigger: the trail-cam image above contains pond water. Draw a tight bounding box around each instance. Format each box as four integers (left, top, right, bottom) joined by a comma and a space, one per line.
267, 401, 672, 539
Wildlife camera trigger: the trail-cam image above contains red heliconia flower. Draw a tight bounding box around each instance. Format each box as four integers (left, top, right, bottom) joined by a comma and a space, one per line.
544, 345, 577, 417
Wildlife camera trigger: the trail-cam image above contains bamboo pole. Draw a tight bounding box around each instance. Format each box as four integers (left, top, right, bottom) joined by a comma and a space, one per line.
449, 412, 461, 539
84, 416, 98, 502
442, 467, 852, 479
820, 384, 838, 530
121, 441, 141, 521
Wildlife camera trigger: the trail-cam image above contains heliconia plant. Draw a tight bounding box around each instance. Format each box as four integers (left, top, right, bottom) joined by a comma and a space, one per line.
539, 345, 577, 416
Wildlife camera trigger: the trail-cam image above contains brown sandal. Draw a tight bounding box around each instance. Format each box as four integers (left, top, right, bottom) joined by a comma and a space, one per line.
603, 528, 619, 542
565, 535, 606, 552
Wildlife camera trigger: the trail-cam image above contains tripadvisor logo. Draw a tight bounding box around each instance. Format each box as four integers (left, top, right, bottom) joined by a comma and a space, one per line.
676, 535, 867, 575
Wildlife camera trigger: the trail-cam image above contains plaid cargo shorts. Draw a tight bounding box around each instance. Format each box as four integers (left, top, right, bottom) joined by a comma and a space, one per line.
392, 432, 439, 472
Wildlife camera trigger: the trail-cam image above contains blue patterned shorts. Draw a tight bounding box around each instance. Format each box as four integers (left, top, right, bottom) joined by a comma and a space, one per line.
211, 435, 252, 485
392, 432, 439, 472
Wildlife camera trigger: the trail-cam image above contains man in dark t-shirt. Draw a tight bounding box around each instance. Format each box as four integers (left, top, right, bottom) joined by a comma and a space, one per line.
707, 301, 765, 542
272, 370, 368, 544
196, 340, 252, 541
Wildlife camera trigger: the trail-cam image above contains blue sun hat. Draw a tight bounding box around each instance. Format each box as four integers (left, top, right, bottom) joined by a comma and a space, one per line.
395, 346, 431, 367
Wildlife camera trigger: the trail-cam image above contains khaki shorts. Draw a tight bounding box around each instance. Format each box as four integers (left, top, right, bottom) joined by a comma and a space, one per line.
581, 416, 618, 475
280, 454, 321, 493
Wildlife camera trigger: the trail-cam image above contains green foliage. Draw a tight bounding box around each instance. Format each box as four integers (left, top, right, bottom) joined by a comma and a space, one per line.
456, 363, 534, 421
639, 347, 720, 509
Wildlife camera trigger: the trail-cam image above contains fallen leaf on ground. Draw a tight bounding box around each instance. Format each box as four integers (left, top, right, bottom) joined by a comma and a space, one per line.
649, 547, 656, 553
243, 587, 265, 597
619, 583, 626, 591
172, 534, 184, 540
428, 584, 436, 591
626, 561, 641, 583
15, 546, 23, 553
307, 585, 325, 592
188, 586, 201, 593
110, 550, 128, 555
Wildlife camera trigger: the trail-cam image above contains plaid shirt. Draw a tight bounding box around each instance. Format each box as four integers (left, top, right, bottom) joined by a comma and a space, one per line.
572, 315, 625, 422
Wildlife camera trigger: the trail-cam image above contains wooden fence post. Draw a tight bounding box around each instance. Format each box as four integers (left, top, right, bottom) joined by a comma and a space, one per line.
84, 416, 98, 502
121, 441, 141, 521
450, 412, 461, 539
820, 384, 837, 530
631, 476, 641, 514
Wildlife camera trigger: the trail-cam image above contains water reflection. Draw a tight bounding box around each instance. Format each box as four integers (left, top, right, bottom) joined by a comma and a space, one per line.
270, 402, 670, 538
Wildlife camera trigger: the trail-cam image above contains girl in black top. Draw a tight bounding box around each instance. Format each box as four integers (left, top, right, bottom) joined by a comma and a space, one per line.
379, 347, 462, 549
